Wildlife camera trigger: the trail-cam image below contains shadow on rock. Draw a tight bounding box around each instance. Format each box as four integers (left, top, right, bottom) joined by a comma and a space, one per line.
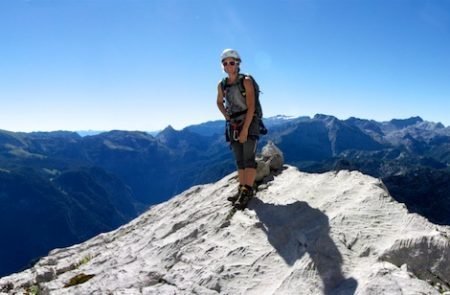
249, 198, 357, 295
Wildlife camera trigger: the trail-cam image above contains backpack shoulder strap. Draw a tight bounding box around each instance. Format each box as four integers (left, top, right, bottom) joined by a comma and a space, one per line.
221, 77, 228, 91
238, 74, 259, 96
237, 74, 249, 95
240, 73, 253, 81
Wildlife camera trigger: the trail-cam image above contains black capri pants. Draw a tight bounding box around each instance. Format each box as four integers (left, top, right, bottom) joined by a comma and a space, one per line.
231, 138, 258, 169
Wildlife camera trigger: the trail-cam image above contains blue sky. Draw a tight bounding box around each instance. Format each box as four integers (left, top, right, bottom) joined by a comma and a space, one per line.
1, 0, 449, 132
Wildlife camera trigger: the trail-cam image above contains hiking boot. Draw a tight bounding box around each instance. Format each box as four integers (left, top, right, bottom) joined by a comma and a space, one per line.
227, 184, 243, 203
234, 185, 254, 210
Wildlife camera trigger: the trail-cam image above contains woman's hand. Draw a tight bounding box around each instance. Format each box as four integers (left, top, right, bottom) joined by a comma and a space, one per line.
239, 128, 248, 143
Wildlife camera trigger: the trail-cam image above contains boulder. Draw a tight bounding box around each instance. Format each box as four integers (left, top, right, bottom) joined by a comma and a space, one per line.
256, 141, 284, 182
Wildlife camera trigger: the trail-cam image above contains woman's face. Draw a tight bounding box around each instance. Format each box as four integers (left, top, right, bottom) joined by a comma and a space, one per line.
222, 57, 239, 74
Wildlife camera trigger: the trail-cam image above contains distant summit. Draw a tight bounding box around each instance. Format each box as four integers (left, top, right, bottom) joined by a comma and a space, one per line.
1, 166, 449, 294
389, 116, 423, 129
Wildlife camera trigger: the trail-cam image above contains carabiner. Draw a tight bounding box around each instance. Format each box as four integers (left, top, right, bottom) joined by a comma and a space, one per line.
233, 129, 239, 141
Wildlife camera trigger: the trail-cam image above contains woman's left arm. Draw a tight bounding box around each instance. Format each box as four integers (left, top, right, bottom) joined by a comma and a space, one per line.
239, 76, 256, 143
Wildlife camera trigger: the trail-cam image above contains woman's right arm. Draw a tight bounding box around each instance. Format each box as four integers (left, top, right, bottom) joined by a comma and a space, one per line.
216, 82, 230, 120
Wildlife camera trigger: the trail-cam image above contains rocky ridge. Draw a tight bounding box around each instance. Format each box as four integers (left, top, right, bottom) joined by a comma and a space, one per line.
1, 166, 450, 294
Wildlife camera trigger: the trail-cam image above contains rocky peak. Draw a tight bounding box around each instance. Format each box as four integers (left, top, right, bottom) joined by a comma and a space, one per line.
157, 125, 177, 136
389, 116, 424, 129
1, 165, 449, 294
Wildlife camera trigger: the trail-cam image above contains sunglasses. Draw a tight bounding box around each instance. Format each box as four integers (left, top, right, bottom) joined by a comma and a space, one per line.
222, 61, 237, 66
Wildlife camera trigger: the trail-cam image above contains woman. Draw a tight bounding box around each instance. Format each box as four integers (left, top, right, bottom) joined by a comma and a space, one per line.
216, 49, 260, 210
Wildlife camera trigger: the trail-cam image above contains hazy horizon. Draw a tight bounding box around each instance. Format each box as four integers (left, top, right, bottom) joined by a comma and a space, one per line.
1, 113, 446, 135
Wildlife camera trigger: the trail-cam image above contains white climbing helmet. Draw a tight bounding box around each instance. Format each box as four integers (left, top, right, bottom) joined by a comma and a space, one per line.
221, 49, 241, 62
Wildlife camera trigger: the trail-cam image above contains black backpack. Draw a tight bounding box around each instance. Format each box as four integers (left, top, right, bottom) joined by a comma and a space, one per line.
221, 74, 267, 135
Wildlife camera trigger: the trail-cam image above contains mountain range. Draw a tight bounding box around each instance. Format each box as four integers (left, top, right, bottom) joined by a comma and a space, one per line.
1, 114, 449, 277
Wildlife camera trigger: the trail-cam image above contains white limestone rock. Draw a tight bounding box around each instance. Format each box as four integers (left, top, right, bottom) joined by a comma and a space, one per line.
261, 140, 284, 171
1, 166, 449, 294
